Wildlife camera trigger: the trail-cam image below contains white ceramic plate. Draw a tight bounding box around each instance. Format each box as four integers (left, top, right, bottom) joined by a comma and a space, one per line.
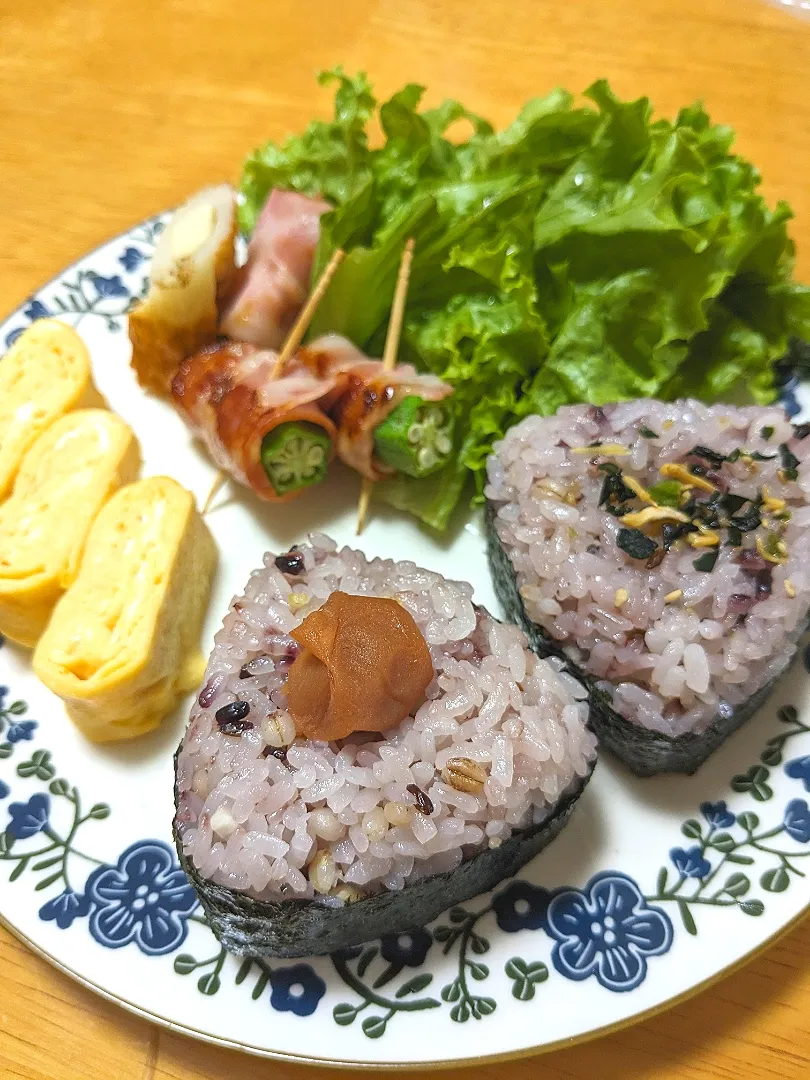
1, 218, 810, 1069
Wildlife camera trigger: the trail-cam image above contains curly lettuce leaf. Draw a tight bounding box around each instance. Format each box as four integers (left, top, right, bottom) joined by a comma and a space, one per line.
239, 69, 375, 235
238, 72, 810, 530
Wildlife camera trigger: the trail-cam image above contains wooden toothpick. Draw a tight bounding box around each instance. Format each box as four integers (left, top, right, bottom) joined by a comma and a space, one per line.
201, 249, 344, 513
271, 247, 345, 379
201, 469, 227, 515
357, 237, 415, 535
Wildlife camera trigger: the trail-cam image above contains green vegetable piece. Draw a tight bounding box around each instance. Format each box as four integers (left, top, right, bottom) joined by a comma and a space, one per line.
648, 480, 683, 508
616, 528, 658, 560
374, 396, 455, 479
260, 422, 331, 496
760, 426, 774, 441
238, 71, 810, 532
689, 445, 726, 468
726, 526, 743, 547
778, 443, 799, 481
762, 531, 785, 560
693, 550, 719, 572
639, 426, 659, 439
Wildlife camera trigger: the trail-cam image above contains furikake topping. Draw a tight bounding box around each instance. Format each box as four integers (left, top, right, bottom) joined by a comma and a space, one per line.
693, 550, 719, 573
778, 443, 799, 482
588, 431, 800, 574
726, 525, 743, 547
647, 480, 682, 508
616, 527, 658, 560
598, 462, 633, 512
688, 445, 727, 469
726, 448, 776, 463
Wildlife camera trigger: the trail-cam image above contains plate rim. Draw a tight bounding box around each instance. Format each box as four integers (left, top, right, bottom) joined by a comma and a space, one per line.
2, 209, 810, 1069
3, 902, 807, 1070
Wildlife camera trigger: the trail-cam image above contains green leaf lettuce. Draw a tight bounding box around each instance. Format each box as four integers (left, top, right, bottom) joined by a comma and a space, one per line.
240, 71, 810, 530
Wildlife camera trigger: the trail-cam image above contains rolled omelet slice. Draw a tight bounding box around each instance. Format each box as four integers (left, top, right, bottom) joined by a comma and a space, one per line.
0, 410, 140, 646
128, 185, 237, 396
0, 319, 103, 501
33, 476, 217, 742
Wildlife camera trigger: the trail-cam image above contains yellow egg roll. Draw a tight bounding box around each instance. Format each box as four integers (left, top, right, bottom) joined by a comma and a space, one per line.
0, 320, 103, 501
33, 476, 217, 742
0, 410, 140, 646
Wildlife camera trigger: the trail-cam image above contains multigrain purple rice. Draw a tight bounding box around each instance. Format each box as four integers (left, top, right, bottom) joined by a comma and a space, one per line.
175, 534, 596, 901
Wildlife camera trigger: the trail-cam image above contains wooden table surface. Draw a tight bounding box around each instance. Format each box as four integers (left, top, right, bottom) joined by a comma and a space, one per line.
2, 0, 810, 1076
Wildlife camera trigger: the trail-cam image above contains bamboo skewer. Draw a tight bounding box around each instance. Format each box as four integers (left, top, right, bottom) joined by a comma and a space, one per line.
271, 247, 345, 378
202, 246, 346, 515
357, 237, 415, 535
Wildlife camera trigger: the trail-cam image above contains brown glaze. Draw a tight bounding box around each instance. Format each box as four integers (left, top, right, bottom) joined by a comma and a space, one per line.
171, 341, 336, 502
284, 592, 434, 741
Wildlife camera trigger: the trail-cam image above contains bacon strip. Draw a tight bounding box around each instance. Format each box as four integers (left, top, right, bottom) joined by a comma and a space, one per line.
171, 342, 336, 503
219, 190, 331, 349
171, 330, 453, 498
297, 334, 454, 481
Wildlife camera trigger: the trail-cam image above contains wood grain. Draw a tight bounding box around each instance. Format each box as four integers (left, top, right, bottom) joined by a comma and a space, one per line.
1, 0, 810, 1076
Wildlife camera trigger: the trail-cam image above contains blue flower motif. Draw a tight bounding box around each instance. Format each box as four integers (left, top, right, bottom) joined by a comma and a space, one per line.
670, 845, 711, 879
4, 327, 24, 348
545, 871, 673, 993
6, 793, 50, 839
492, 880, 550, 932
785, 756, 810, 792
7, 720, 37, 744
0, 779, 9, 800
23, 299, 50, 321
700, 801, 735, 829
269, 964, 326, 1017
39, 889, 91, 929
0, 684, 7, 709
380, 928, 432, 967
90, 273, 129, 299
783, 799, 810, 844
85, 840, 197, 956
119, 247, 145, 273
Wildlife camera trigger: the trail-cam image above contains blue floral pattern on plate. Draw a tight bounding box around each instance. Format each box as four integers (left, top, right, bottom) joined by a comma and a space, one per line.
85, 840, 198, 956
669, 845, 712, 880
269, 964, 327, 1017
7, 793, 50, 839
39, 889, 92, 930
119, 247, 145, 273
492, 881, 549, 932
785, 756, 810, 791
1, 225, 810, 1049
545, 872, 673, 992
